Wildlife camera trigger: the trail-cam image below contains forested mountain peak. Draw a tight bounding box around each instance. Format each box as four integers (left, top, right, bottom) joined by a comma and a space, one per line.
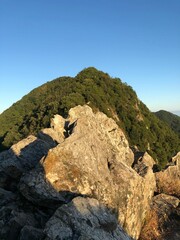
0, 67, 179, 168
154, 110, 180, 136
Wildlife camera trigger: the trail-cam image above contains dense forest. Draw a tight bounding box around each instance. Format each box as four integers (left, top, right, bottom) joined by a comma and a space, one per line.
154, 110, 180, 136
0, 67, 179, 169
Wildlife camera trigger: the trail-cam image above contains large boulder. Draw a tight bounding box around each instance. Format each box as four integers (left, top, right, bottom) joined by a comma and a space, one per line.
155, 152, 180, 197
19, 226, 45, 240
139, 194, 180, 240
44, 196, 132, 240
38, 114, 66, 145
0, 120, 67, 191
19, 164, 68, 209
0, 203, 39, 240
0, 135, 56, 190
114, 151, 156, 238
0, 190, 51, 240
19, 105, 156, 239
0, 187, 16, 207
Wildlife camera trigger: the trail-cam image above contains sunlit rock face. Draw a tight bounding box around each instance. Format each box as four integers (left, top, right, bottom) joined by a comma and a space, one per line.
19, 105, 155, 239
0, 105, 160, 239
155, 152, 180, 198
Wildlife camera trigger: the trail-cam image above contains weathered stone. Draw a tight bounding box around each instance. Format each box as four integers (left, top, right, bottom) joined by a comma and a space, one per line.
0, 135, 52, 176
133, 152, 155, 176
44, 196, 132, 240
19, 105, 156, 239
0, 105, 166, 239
0, 187, 16, 207
19, 225, 45, 240
140, 152, 156, 168
0, 204, 39, 240
8, 212, 38, 240
111, 159, 156, 239
155, 156, 180, 197
38, 128, 64, 146
50, 114, 66, 135
68, 105, 134, 167
0, 165, 18, 190
139, 194, 180, 240
19, 166, 67, 208
172, 151, 180, 166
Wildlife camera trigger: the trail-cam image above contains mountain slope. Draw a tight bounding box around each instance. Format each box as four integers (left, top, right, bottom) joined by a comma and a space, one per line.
154, 110, 180, 136
0, 67, 179, 168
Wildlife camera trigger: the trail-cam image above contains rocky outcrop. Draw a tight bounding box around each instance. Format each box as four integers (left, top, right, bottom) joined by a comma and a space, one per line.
155, 152, 180, 197
18, 105, 156, 239
139, 194, 180, 240
20, 226, 45, 240
0, 134, 58, 191
1, 105, 178, 240
172, 152, 180, 165
38, 114, 66, 145
0, 199, 50, 240
44, 196, 132, 240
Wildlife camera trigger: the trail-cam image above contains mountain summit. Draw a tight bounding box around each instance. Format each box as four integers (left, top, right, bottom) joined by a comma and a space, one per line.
0, 67, 179, 168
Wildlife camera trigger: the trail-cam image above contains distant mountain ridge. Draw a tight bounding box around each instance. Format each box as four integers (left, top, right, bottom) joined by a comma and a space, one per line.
154, 110, 180, 136
171, 110, 180, 116
0, 67, 179, 168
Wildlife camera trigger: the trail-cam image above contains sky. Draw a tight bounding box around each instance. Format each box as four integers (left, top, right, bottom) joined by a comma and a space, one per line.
0, 0, 180, 114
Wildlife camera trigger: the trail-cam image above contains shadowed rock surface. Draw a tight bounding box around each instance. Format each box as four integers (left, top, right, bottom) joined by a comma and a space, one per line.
0, 134, 57, 191
139, 194, 180, 240
0, 105, 179, 240
19, 105, 156, 239
44, 196, 132, 240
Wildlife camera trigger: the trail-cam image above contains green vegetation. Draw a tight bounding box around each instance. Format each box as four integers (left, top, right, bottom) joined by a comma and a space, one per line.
0, 67, 179, 169
154, 110, 180, 136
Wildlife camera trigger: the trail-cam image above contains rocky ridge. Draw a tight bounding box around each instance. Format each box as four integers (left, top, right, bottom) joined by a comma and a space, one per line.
0, 105, 179, 240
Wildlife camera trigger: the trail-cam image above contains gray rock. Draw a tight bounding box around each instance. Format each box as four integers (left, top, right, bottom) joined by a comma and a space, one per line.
0, 187, 16, 207
19, 166, 67, 208
0, 205, 39, 240
19, 225, 45, 240
0, 136, 45, 173
18, 105, 156, 239
0, 134, 58, 190
44, 196, 132, 240
0, 167, 17, 190
139, 194, 180, 240
155, 156, 180, 197
50, 114, 66, 135
38, 128, 65, 147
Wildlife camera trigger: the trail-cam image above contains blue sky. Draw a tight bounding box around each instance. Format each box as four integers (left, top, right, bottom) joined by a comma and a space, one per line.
0, 0, 180, 114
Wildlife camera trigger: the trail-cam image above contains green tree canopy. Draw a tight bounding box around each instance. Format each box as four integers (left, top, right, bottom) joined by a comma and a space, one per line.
0, 67, 179, 169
